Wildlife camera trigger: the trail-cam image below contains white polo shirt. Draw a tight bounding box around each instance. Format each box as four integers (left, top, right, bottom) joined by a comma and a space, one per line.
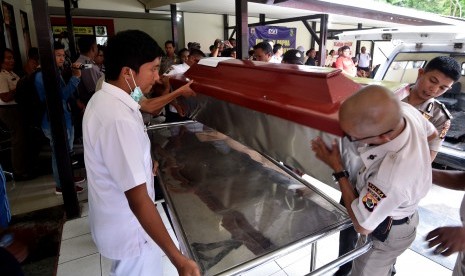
165, 62, 190, 76
357, 52, 371, 68
351, 102, 435, 231
83, 81, 156, 260
0, 69, 19, 105
165, 63, 191, 113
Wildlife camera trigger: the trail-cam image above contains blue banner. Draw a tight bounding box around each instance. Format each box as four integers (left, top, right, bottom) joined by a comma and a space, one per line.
249, 26, 296, 50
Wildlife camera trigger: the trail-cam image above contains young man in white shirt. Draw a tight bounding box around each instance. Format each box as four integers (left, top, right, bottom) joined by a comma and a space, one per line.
356, 46, 371, 73
253, 42, 273, 62
83, 30, 200, 276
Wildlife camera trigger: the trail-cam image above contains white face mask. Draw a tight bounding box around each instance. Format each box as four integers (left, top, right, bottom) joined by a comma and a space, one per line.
124, 69, 143, 103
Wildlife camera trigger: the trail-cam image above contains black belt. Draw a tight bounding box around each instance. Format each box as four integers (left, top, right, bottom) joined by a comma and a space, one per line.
392, 216, 410, 225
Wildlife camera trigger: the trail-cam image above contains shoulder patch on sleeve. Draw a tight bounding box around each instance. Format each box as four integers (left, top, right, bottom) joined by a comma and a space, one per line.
434, 100, 452, 120
362, 182, 387, 212
362, 193, 378, 212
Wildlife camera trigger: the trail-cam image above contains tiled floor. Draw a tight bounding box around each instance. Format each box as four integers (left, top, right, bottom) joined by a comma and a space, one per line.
6, 171, 458, 275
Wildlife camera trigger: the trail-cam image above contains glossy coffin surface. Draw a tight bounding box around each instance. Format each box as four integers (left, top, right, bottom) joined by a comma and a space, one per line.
169, 59, 409, 186
172, 58, 362, 136
148, 122, 350, 275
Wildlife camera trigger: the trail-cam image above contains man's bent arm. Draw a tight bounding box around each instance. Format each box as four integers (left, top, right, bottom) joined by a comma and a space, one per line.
125, 184, 200, 276
432, 169, 465, 191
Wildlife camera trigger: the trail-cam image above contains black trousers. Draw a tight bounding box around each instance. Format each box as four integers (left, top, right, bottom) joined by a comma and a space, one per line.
335, 198, 358, 276
0, 247, 23, 276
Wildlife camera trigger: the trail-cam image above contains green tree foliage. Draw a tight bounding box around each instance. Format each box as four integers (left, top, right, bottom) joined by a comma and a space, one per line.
378, 0, 465, 17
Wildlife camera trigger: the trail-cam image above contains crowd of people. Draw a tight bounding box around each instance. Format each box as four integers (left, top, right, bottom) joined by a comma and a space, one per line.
0, 30, 465, 276
0, 35, 377, 190
236, 39, 376, 78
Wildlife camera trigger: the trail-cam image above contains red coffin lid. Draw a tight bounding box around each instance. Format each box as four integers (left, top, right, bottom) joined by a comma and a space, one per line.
170, 59, 378, 136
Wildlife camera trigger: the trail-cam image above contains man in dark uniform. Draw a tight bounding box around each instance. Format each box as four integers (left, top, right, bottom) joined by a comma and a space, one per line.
403, 56, 461, 161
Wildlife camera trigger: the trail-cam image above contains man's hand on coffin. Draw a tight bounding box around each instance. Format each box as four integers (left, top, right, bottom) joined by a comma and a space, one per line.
174, 256, 201, 276
311, 136, 344, 172
125, 185, 201, 276
173, 80, 196, 98
426, 226, 465, 256
312, 136, 370, 235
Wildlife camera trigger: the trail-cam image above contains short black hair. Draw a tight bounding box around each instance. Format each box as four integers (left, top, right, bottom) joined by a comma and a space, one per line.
54, 41, 65, 51
221, 47, 236, 58
0, 48, 13, 65
248, 49, 255, 58
165, 40, 174, 47
97, 44, 105, 53
282, 49, 304, 65
189, 48, 206, 58
341, 45, 350, 52
105, 30, 164, 81
77, 36, 96, 54
305, 48, 315, 56
187, 42, 201, 50
273, 44, 282, 54
253, 42, 272, 55
28, 47, 39, 60
178, 48, 189, 57
424, 56, 461, 82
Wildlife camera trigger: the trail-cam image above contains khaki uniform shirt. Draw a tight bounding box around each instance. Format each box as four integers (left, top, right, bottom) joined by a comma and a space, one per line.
403, 96, 451, 152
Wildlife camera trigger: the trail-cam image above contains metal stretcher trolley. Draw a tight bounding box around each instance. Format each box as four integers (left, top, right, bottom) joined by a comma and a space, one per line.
149, 58, 408, 275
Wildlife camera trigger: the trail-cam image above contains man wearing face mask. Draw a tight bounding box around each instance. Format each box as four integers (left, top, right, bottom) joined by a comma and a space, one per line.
82, 30, 200, 276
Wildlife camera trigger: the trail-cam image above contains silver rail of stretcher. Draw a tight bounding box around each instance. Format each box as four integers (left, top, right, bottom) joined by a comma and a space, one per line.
150, 121, 372, 276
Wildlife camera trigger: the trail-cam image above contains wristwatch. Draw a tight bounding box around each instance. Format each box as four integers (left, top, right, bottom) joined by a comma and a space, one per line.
332, 170, 349, 182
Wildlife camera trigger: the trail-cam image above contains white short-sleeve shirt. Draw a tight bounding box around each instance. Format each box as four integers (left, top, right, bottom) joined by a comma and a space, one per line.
83, 81, 155, 260
357, 52, 371, 68
164, 62, 190, 76
164, 63, 191, 113
351, 102, 435, 231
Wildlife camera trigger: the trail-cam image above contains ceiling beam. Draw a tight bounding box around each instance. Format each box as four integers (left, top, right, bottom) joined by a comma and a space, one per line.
48, 7, 171, 20
248, 0, 451, 26
142, 0, 193, 9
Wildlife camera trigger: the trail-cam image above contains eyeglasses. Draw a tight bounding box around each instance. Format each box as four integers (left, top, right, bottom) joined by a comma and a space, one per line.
345, 129, 394, 142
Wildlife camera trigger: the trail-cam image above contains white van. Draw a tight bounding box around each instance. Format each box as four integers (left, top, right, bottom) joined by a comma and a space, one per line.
339, 26, 465, 170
